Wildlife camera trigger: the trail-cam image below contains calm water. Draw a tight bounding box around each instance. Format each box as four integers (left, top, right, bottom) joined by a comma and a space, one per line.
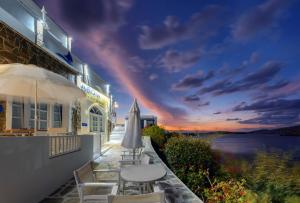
209, 133, 300, 160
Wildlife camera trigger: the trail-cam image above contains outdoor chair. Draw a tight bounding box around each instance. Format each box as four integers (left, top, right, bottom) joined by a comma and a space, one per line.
108, 187, 165, 203
119, 153, 151, 167
74, 161, 120, 203
121, 147, 144, 160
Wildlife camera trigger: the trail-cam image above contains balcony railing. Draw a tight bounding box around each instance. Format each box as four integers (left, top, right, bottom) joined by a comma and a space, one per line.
49, 136, 81, 158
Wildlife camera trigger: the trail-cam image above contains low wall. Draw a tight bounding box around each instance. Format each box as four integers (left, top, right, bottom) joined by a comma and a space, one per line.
0, 135, 93, 203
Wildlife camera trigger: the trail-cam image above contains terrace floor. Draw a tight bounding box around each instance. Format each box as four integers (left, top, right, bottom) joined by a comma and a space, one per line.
40, 126, 202, 203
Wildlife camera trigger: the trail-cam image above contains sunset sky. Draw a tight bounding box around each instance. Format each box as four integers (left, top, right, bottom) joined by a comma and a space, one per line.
35, 0, 300, 131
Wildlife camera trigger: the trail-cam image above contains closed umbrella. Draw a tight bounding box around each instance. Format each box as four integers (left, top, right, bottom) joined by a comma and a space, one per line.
121, 99, 143, 159
0, 63, 85, 133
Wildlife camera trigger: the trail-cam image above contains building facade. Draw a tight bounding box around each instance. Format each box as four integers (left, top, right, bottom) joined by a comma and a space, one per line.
0, 0, 116, 145
125, 115, 158, 130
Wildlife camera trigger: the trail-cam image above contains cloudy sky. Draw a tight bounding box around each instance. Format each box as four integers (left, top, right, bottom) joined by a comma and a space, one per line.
35, 0, 300, 131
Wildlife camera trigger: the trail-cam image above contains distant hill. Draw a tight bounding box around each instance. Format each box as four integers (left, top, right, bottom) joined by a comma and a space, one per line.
171, 125, 300, 137
249, 125, 300, 136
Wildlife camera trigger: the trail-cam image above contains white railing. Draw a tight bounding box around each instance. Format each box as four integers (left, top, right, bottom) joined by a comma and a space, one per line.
49, 136, 81, 158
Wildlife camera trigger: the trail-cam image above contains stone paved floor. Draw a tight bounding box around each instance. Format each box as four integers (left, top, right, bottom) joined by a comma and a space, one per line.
40, 128, 203, 203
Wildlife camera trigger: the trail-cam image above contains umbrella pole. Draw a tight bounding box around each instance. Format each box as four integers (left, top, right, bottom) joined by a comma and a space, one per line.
34, 80, 37, 135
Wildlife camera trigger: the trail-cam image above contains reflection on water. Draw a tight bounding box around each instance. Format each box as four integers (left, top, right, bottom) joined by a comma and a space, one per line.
209, 133, 300, 159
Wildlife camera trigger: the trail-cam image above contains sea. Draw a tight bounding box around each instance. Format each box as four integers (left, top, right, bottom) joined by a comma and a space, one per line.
202, 133, 300, 160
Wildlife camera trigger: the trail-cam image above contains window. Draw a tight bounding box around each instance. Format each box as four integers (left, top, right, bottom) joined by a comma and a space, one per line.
29, 103, 48, 130
53, 104, 62, 128
12, 102, 23, 129
89, 106, 103, 132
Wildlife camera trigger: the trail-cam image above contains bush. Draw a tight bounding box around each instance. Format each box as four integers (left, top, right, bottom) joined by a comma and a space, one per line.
186, 169, 210, 198
142, 125, 166, 148
244, 151, 300, 202
204, 179, 249, 203
164, 137, 217, 173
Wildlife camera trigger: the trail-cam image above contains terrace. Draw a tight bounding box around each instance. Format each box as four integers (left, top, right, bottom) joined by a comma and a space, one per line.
41, 125, 202, 203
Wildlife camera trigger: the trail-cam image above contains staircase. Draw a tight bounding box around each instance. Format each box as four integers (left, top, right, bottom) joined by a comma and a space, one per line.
109, 124, 125, 144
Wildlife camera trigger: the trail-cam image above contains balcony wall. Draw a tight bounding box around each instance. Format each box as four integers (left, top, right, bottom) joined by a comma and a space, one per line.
0, 135, 93, 203
0, 21, 76, 78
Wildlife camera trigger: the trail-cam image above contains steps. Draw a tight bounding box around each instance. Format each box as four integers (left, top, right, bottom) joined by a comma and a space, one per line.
109, 125, 125, 144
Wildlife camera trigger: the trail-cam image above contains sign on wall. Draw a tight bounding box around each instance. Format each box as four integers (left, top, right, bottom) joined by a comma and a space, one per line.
79, 82, 109, 108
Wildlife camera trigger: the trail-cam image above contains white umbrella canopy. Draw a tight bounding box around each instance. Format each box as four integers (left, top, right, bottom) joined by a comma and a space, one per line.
121, 99, 143, 150
0, 63, 85, 133
0, 63, 84, 103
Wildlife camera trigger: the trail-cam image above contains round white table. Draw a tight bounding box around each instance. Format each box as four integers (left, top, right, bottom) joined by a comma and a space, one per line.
120, 164, 167, 194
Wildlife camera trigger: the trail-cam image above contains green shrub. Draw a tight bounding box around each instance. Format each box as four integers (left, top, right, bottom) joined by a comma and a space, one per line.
164, 137, 216, 173
142, 125, 166, 148
285, 196, 300, 203
186, 169, 210, 198
244, 151, 300, 202
204, 179, 249, 203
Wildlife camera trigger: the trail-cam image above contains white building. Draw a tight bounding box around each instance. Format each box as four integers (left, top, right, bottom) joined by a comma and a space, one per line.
0, 0, 117, 146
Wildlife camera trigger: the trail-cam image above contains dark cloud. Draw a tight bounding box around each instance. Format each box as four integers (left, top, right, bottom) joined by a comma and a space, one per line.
226, 118, 241, 121
158, 49, 203, 72
198, 101, 210, 107
213, 111, 222, 115
239, 110, 300, 125
139, 5, 223, 49
234, 99, 300, 125
200, 79, 230, 94
59, 0, 132, 31
184, 94, 200, 102
243, 61, 283, 85
217, 52, 259, 77
199, 61, 283, 95
183, 95, 210, 108
233, 99, 300, 112
262, 80, 289, 90
232, 0, 291, 40
173, 70, 214, 90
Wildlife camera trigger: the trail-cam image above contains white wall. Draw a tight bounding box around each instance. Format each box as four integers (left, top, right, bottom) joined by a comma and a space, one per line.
0, 135, 93, 203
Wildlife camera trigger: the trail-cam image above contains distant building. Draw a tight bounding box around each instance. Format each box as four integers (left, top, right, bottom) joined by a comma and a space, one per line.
125, 115, 157, 130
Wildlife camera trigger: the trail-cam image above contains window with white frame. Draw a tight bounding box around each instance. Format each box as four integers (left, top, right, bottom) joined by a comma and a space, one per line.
29, 103, 48, 130
53, 104, 62, 128
12, 102, 23, 129
89, 106, 103, 132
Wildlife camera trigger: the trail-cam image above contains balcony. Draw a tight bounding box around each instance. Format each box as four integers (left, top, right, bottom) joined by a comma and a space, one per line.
41, 126, 203, 203
0, 0, 108, 92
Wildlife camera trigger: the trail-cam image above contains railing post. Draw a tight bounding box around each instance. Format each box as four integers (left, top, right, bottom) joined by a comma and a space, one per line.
48, 135, 81, 158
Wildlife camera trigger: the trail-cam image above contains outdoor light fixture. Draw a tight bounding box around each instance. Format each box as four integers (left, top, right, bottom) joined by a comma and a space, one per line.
106, 84, 110, 95
83, 64, 89, 83
114, 101, 119, 108
67, 36, 72, 51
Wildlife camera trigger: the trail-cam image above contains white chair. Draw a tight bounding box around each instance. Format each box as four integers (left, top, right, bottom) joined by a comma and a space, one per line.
121, 147, 144, 160
119, 154, 151, 167
107, 189, 165, 203
74, 161, 119, 203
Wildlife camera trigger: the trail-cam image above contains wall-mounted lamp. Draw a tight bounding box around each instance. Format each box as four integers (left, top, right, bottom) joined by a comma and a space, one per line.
106, 84, 110, 95
114, 101, 119, 108
67, 36, 72, 51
